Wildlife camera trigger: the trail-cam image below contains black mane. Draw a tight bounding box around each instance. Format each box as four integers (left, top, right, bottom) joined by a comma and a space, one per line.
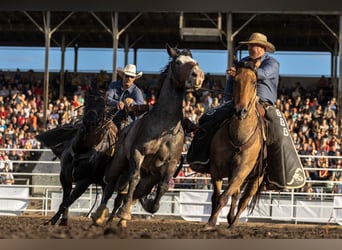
155, 47, 193, 98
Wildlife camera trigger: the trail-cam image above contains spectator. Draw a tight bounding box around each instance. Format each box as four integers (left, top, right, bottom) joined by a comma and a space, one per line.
1, 159, 15, 185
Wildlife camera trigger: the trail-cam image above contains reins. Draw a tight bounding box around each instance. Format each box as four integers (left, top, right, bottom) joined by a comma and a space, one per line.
227, 107, 261, 153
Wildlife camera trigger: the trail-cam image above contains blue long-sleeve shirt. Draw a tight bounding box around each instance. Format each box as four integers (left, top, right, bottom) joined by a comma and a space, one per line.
224, 53, 280, 105
107, 80, 145, 122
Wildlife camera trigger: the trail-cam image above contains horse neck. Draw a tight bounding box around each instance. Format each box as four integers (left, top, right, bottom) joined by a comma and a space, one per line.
229, 103, 259, 143
72, 126, 102, 152
153, 75, 184, 119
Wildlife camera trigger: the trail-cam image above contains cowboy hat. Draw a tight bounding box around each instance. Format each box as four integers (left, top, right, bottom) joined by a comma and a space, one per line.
117, 64, 143, 79
239, 32, 276, 53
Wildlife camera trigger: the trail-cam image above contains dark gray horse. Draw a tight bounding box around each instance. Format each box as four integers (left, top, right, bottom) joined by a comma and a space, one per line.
91, 44, 204, 227
36, 85, 118, 225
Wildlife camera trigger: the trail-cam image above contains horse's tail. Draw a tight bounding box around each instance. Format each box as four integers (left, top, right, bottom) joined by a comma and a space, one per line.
173, 154, 185, 177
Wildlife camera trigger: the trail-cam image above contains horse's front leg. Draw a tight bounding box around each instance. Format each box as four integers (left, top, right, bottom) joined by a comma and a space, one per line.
229, 175, 264, 228
203, 179, 222, 231
44, 174, 72, 225
46, 179, 92, 226
140, 161, 177, 214
227, 191, 239, 226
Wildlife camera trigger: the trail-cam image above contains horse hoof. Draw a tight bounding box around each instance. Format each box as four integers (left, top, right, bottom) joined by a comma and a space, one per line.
118, 219, 127, 228
43, 220, 52, 226
91, 207, 109, 226
59, 219, 68, 226
202, 224, 217, 232
43, 219, 57, 226
117, 208, 131, 221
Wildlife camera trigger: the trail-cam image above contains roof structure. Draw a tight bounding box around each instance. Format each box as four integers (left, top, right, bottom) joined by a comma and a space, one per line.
0, 11, 339, 53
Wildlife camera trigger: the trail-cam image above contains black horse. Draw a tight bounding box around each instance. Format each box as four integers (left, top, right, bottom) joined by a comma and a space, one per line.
36, 84, 118, 225
91, 44, 204, 227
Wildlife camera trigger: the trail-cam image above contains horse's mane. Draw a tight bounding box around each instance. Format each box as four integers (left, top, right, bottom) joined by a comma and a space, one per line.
83, 81, 106, 121
154, 46, 193, 99
235, 60, 258, 75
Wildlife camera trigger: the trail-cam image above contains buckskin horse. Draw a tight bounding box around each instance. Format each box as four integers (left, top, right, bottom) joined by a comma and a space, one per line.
204, 60, 267, 231
36, 84, 118, 225
91, 44, 204, 227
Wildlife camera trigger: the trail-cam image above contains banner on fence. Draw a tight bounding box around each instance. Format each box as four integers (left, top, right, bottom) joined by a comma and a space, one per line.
333, 196, 342, 225
179, 191, 249, 222
0, 186, 29, 215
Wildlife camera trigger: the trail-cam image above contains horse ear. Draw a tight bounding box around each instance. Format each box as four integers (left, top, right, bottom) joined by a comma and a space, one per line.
166, 43, 179, 58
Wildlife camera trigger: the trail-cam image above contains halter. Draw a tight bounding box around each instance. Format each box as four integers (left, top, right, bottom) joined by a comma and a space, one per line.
168, 56, 198, 87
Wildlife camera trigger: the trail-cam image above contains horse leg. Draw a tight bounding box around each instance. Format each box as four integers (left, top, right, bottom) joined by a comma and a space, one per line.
91, 179, 116, 226
138, 173, 164, 213
117, 152, 144, 223
142, 161, 179, 214
203, 179, 222, 231
106, 192, 126, 224
46, 179, 92, 226
59, 208, 69, 226
92, 156, 128, 225
205, 172, 247, 230
227, 191, 239, 226
229, 176, 264, 228
44, 174, 72, 225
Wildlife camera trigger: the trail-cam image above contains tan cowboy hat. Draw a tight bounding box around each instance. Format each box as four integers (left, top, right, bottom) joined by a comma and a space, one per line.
239, 32, 276, 53
117, 64, 143, 79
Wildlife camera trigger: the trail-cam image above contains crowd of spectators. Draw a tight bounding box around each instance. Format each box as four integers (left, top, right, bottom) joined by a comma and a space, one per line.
0, 69, 341, 195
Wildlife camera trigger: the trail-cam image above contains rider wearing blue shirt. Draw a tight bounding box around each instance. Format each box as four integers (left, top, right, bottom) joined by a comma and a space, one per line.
107, 64, 145, 130
224, 42, 279, 105
187, 32, 305, 190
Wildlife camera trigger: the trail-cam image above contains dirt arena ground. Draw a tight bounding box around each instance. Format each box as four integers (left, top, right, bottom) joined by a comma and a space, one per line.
0, 215, 341, 239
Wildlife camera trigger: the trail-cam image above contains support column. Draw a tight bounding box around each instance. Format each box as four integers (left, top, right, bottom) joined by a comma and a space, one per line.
74, 43, 79, 73
338, 15, 342, 137
226, 12, 233, 75
124, 33, 129, 66
59, 34, 66, 99
43, 11, 51, 129
112, 12, 119, 82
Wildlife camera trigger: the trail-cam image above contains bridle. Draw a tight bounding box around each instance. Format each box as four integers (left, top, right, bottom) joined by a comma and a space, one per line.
169, 56, 198, 88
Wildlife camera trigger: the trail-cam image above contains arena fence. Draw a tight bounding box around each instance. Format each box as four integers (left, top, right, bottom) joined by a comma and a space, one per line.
0, 148, 342, 225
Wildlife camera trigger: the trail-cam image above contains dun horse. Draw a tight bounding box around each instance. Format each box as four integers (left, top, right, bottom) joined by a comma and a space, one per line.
36, 85, 118, 225
205, 61, 267, 230
91, 44, 204, 226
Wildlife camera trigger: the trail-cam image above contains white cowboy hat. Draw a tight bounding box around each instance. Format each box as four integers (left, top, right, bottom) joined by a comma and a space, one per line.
117, 64, 143, 79
239, 32, 276, 53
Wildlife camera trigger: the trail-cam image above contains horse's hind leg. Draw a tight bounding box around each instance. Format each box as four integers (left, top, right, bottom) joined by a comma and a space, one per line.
229, 175, 264, 228
117, 153, 144, 221
106, 192, 126, 223
92, 161, 128, 226
91, 178, 117, 226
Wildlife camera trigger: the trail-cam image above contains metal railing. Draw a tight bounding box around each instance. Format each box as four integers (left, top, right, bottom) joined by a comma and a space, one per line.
0, 148, 342, 225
